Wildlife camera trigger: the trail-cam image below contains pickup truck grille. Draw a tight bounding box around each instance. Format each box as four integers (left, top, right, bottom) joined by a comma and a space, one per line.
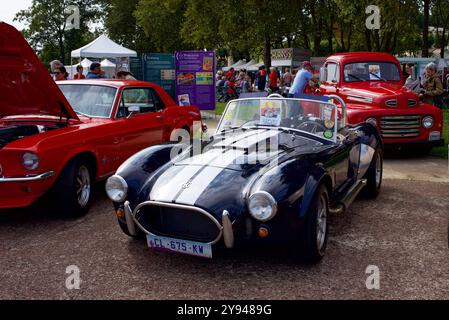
380, 115, 421, 138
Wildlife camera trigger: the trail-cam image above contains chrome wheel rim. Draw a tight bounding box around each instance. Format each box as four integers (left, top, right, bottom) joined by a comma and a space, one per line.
375, 155, 382, 187
316, 194, 328, 252
76, 166, 91, 207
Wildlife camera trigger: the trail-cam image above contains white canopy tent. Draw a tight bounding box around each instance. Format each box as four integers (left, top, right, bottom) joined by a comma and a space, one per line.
71, 35, 137, 59
70, 35, 137, 78
222, 60, 246, 72
65, 58, 93, 79
236, 59, 258, 71
100, 59, 117, 78
247, 62, 264, 72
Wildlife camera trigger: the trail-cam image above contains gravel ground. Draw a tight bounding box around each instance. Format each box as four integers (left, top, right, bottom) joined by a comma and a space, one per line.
0, 176, 448, 300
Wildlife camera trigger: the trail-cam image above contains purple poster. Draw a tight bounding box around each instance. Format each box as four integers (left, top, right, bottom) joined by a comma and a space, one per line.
175, 51, 216, 110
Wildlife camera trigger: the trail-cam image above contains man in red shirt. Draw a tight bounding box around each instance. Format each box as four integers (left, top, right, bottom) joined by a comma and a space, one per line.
226, 67, 235, 80
269, 67, 279, 93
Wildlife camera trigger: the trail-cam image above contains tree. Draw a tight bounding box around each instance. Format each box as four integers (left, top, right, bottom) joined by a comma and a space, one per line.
100, 0, 154, 54
431, 0, 449, 58
422, 0, 430, 57
15, 0, 103, 65
134, 0, 192, 52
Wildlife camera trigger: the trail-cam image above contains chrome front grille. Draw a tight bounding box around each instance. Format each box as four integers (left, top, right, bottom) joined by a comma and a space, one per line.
133, 202, 223, 244
380, 115, 421, 138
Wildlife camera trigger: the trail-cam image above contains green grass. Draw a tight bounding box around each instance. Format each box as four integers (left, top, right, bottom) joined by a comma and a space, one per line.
430, 109, 449, 158
215, 102, 226, 115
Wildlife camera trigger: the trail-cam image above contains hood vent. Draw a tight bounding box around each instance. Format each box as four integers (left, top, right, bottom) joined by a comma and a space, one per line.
408, 99, 417, 107
385, 99, 398, 107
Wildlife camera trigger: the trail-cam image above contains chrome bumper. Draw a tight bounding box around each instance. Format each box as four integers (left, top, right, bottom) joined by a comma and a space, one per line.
0, 171, 55, 183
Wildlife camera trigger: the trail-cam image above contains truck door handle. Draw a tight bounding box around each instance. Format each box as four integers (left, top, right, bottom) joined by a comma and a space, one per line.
156, 115, 165, 120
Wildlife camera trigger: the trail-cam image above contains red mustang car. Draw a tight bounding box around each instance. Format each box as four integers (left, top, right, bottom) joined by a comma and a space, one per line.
318, 52, 444, 151
0, 22, 202, 216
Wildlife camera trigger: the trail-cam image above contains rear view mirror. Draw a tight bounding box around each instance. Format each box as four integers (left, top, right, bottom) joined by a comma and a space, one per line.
320, 67, 328, 82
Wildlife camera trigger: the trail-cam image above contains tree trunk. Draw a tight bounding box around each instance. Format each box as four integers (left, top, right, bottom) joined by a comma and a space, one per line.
365, 30, 372, 51
440, 28, 446, 58
263, 35, 271, 68
422, 0, 430, 57
59, 36, 65, 64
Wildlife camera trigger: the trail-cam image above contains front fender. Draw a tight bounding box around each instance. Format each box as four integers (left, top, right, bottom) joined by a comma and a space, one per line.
115, 143, 181, 206
299, 166, 332, 219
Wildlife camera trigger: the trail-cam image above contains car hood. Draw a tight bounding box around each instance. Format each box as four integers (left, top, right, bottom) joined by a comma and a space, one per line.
0, 22, 78, 120
143, 129, 326, 219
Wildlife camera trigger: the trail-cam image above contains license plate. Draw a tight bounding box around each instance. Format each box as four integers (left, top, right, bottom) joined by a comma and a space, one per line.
147, 234, 212, 258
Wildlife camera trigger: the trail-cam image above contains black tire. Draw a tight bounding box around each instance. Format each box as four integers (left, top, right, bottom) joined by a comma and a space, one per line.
53, 157, 94, 218
294, 185, 329, 264
362, 148, 383, 198
118, 219, 145, 240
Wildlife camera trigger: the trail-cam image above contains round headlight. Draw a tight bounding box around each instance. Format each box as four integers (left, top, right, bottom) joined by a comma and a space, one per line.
22, 152, 39, 170
248, 191, 277, 222
366, 117, 377, 127
106, 175, 128, 202
422, 116, 434, 129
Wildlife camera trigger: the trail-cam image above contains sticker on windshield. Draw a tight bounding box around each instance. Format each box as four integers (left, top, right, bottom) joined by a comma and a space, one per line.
323, 130, 334, 139
260, 100, 282, 126
324, 120, 335, 129
369, 65, 381, 80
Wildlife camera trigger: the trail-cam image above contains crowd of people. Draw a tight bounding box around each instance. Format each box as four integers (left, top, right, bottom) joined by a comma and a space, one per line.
49, 60, 137, 82
215, 61, 317, 102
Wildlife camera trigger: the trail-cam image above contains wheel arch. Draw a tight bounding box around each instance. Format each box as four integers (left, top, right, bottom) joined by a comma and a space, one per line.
299, 169, 333, 219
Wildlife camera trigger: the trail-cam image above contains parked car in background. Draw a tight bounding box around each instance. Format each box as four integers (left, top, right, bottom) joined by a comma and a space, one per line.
318, 52, 444, 152
106, 95, 383, 264
0, 22, 202, 216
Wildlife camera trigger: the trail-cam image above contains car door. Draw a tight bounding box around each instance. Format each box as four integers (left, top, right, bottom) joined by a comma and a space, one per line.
114, 87, 170, 163
319, 62, 340, 95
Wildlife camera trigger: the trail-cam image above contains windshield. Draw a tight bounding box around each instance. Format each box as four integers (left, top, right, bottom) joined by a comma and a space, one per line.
217, 98, 341, 142
344, 62, 401, 82
58, 84, 117, 118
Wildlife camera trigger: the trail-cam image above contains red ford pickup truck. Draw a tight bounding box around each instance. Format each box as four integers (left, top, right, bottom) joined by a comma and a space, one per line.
317, 52, 444, 150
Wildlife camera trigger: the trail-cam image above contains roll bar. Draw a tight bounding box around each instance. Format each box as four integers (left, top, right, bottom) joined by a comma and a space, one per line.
326, 95, 347, 127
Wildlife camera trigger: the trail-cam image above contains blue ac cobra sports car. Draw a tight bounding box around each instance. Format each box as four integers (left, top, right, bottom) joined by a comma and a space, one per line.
106, 94, 383, 263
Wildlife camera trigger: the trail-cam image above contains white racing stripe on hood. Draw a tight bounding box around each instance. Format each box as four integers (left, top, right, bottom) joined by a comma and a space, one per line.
213, 129, 267, 148
150, 165, 205, 203
175, 149, 246, 206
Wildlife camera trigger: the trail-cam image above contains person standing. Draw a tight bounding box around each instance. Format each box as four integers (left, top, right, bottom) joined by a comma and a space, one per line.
256, 66, 267, 92
288, 61, 314, 98
282, 67, 293, 87
86, 62, 105, 79
420, 62, 444, 106
73, 65, 85, 80
54, 66, 69, 81
269, 67, 279, 93
226, 67, 235, 80
50, 60, 63, 73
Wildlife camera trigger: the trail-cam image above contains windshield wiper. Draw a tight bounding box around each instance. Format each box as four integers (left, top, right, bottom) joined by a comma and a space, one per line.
348, 74, 366, 82
369, 72, 387, 81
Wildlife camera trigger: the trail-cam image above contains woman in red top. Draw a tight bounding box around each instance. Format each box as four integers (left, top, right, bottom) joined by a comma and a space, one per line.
73, 65, 86, 80
269, 67, 279, 93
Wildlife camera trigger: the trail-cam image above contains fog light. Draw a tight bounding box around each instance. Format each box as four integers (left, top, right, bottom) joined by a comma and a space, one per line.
116, 208, 125, 218
258, 226, 269, 238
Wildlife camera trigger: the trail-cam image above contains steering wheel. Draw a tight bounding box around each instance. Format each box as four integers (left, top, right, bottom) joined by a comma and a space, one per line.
296, 120, 327, 134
